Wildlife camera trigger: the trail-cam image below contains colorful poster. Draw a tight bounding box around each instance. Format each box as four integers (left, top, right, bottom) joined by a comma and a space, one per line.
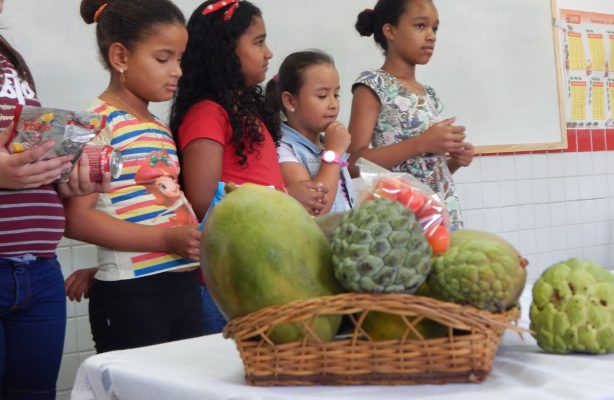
560, 9, 614, 128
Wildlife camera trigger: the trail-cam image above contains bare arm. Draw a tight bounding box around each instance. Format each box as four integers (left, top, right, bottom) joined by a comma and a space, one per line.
181, 138, 223, 221
348, 85, 466, 170
63, 193, 200, 260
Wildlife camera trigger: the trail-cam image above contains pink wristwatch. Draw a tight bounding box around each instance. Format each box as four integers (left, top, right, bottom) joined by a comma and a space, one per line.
321, 150, 348, 167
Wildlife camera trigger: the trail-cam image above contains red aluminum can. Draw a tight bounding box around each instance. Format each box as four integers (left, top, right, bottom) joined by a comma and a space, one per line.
82, 144, 122, 182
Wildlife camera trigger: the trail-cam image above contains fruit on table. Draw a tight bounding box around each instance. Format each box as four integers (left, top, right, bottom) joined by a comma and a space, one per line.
331, 198, 432, 293
201, 183, 342, 344
362, 311, 448, 341
530, 258, 614, 354
428, 229, 528, 312
370, 176, 451, 255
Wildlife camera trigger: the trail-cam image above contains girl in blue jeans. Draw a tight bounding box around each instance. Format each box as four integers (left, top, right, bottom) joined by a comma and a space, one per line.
0, 2, 109, 394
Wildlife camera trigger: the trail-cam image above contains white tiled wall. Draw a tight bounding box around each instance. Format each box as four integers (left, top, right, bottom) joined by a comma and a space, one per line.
54, 151, 614, 396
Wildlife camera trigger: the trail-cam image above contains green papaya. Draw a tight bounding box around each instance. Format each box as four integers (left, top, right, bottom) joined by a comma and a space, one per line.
202, 184, 343, 343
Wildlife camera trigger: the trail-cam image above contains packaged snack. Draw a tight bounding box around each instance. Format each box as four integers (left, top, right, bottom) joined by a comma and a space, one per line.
355, 158, 451, 255
8, 105, 106, 181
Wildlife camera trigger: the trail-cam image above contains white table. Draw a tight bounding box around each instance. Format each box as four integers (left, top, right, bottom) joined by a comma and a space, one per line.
72, 287, 614, 400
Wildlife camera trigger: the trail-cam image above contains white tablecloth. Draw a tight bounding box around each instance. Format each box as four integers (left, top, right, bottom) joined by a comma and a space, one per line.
71, 286, 614, 400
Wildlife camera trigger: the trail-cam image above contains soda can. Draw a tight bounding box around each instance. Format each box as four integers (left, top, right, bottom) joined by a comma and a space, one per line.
82, 144, 122, 182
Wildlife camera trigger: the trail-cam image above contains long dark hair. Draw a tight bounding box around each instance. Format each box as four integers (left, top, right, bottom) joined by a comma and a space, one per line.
169, 0, 279, 167
0, 35, 36, 91
80, 0, 185, 69
356, 0, 413, 52
265, 50, 334, 126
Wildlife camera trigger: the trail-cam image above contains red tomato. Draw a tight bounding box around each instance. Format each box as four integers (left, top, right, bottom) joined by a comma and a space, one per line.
426, 225, 451, 255
374, 177, 402, 200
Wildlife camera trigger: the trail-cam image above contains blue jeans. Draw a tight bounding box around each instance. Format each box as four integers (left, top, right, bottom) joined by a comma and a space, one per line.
0, 257, 66, 400
199, 285, 227, 335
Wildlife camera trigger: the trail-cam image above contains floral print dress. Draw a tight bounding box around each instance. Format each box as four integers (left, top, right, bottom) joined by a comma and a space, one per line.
353, 68, 463, 229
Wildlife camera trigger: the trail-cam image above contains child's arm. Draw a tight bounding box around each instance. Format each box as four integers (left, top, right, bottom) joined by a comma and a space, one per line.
348, 85, 466, 170
57, 154, 112, 197
285, 180, 328, 216
63, 194, 201, 260
65, 267, 98, 302
180, 138, 223, 221
282, 122, 351, 215
447, 142, 475, 173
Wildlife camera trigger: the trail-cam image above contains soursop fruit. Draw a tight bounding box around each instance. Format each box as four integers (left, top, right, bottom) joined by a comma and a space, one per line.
428, 230, 528, 312
331, 198, 432, 293
530, 258, 614, 354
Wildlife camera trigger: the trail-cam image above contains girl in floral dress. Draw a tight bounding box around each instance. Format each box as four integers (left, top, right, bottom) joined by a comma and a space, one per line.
348, 0, 474, 229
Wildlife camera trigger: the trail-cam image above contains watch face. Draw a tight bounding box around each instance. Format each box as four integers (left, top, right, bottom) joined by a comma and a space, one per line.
323, 150, 335, 162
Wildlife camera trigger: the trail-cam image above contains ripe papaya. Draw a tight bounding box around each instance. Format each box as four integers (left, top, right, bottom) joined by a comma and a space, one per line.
202, 184, 343, 343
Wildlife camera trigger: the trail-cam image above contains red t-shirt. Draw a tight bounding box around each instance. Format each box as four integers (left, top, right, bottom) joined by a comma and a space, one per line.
177, 100, 284, 189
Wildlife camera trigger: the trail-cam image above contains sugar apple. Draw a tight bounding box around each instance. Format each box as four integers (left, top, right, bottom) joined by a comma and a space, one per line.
427, 229, 528, 312
530, 258, 614, 354
331, 198, 432, 293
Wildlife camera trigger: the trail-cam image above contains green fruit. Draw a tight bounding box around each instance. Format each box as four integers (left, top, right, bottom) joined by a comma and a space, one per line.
428, 230, 527, 312
530, 258, 614, 354
362, 312, 448, 341
202, 184, 342, 344
330, 198, 432, 293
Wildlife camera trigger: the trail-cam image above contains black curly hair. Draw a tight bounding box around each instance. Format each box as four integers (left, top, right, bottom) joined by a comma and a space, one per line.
169, 0, 279, 167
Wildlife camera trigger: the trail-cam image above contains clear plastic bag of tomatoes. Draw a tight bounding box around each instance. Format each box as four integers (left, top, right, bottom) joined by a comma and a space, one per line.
354, 158, 451, 255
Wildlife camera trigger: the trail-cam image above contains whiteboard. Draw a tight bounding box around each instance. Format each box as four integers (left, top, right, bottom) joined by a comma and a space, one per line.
2, 0, 567, 153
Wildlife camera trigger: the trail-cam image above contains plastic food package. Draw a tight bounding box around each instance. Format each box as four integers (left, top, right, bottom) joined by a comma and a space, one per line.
8, 105, 106, 181
355, 158, 451, 255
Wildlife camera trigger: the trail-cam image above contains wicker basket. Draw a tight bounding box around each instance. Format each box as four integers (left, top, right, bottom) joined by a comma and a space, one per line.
223, 293, 521, 386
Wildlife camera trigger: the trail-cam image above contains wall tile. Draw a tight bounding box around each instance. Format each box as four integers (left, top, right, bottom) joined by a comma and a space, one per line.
530, 154, 548, 179
499, 181, 517, 207
482, 208, 502, 233
514, 154, 533, 179
454, 158, 482, 183
534, 229, 553, 253
71, 245, 98, 270
515, 180, 534, 205
461, 183, 483, 210
593, 175, 609, 199
463, 209, 484, 230
76, 316, 95, 352
497, 156, 516, 180
564, 177, 580, 201
64, 318, 77, 354
578, 175, 596, 200
592, 151, 608, 175
547, 177, 566, 203
57, 354, 80, 391
565, 201, 583, 225
500, 207, 519, 232
550, 227, 568, 250
481, 182, 501, 208
549, 202, 567, 226
534, 204, 551, 228
577, 152, 594, 176
517, 229, 537, 255
517, 205, 535, 230
547, 153, 564, 177
531, 180, 550, 204
561, 152, 579, 177
479, 156, 500, 182
565, 224, 584, 250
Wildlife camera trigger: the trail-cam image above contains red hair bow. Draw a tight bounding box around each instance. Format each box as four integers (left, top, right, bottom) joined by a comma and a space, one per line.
202, 0, 240, 22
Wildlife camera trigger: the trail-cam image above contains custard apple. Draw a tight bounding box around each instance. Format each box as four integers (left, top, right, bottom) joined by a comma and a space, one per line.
331, 198, 432, 293
530, 258, 614, 354
428, 229, 527, 312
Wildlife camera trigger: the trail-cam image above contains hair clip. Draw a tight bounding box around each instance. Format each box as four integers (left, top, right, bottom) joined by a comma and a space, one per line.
202, 0, 240, 22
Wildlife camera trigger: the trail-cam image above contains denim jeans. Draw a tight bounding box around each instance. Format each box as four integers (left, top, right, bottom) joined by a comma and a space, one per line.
0, 257, 66, 400
200, 285, 227, 335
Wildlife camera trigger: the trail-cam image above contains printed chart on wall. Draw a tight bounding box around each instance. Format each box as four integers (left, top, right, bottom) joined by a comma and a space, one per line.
560, 8, 614, 128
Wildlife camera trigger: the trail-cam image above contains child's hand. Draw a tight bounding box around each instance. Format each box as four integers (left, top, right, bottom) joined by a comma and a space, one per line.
57, 154, 112, 197
324, 121, 351, 154
65, 267, 98, 302
0, 126, 73, 189
449, 142, 475, 168
419, 117, 466, 155
286, 180, 329, 216
164, 225, 202, 261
